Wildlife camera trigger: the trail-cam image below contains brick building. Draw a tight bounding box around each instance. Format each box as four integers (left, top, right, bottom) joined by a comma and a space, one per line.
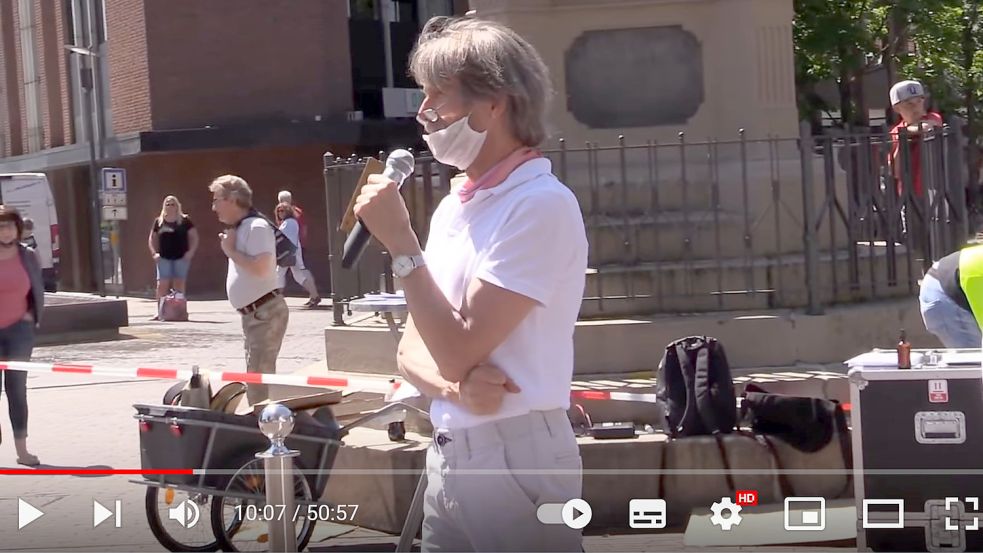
0, 0, 467, 296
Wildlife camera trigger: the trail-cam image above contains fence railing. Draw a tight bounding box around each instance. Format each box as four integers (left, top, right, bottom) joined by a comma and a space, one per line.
323, 120, 975, 321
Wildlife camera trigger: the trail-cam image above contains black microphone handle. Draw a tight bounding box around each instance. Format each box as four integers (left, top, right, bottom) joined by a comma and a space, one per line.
341, 218, 372, 269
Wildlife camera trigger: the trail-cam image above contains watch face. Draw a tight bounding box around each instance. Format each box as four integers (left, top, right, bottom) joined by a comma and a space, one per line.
394, 257, 412, 277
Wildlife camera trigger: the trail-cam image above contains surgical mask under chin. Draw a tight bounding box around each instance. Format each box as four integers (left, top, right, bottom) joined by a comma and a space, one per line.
423, 114, 487, 170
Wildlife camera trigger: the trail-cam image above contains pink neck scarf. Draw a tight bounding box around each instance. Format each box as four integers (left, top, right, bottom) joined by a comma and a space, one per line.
458, 147, 541, 203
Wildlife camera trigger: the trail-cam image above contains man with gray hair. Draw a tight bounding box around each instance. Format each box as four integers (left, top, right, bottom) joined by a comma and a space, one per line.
277, 189, 308, 246
354, 16, 588, 552
210, 175, 288, 404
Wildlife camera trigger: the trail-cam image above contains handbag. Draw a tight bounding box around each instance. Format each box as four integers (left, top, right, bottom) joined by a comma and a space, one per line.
740, 383, 849, 452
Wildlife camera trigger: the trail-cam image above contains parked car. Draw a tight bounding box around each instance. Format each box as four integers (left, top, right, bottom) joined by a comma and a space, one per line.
0, 173, 61, 291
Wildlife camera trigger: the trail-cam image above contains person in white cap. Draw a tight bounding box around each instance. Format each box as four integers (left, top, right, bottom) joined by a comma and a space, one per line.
889, 79, 943, 259
889, 79, 943, 197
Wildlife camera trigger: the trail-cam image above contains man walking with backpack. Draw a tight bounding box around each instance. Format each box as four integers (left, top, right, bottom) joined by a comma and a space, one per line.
210, 175, 288, 404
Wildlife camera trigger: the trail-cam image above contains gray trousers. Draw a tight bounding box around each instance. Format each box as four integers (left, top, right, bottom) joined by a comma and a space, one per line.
423, 409, 583, 552
240, 296, 289, 404
0, 320, 34, 439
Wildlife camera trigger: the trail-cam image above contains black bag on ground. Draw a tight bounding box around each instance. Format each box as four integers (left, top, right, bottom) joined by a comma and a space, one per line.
655, 336, 737, 437
740, 383, 850, 453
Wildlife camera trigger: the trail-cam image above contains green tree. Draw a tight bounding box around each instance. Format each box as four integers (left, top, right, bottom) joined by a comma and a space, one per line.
901, 1, 982, 192
795, 0, 983, 206
793, 0, 890, 129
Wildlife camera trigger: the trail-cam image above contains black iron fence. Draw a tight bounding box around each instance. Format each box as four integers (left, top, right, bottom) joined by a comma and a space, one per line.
323, 120, 975, 322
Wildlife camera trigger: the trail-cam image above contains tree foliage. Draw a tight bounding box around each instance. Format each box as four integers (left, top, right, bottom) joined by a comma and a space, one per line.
794, 0, 983, 185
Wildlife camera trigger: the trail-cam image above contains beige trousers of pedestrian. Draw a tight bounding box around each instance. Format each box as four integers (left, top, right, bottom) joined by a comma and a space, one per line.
240, 296, 289, 404
422, 409, 583, 552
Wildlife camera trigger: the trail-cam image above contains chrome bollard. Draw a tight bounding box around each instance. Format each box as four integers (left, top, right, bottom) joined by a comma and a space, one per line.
258, 403, 300, 552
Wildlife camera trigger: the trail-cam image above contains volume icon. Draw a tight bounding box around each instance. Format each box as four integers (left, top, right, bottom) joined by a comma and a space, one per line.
93, 499, 121, 528
167, 499, 200, 529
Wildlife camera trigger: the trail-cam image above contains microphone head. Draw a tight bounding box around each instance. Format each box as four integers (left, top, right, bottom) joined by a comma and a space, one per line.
386, 149, 416, 182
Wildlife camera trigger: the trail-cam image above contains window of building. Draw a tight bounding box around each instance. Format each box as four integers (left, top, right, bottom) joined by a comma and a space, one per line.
17, 0, 43, 152
67, 0, 111, 149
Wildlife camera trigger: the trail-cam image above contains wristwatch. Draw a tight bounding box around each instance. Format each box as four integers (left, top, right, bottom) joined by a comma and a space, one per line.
392, 254, 426, 278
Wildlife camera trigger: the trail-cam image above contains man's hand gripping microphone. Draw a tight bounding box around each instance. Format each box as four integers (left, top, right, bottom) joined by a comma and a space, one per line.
341, 149, 416, 269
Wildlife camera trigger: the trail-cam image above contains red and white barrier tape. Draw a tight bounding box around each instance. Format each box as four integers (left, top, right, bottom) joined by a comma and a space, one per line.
569, 390, 658, 403
0, 361, 399, 395
6, 361, 844, 409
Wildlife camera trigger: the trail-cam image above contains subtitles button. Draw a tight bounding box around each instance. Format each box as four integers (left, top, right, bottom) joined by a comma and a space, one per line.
629, 499, 667, 529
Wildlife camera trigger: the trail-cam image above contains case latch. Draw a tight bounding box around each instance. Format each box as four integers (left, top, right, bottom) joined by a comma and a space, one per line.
915, 411, 966, 444
927, 499, 967, 552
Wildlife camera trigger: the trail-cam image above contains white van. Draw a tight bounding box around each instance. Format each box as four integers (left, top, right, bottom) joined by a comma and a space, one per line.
0, 173, 60, 291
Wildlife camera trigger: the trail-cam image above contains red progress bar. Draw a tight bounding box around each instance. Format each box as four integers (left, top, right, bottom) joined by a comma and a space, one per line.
0, 469, 194, 476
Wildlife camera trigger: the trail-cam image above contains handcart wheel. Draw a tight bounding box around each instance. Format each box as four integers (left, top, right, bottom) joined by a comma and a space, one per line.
145, 486, 219, 552
388, 421, 406, 442
209, 457, 315, 552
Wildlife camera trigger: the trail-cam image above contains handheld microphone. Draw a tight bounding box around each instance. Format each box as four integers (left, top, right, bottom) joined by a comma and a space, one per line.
341, 149, 416, 269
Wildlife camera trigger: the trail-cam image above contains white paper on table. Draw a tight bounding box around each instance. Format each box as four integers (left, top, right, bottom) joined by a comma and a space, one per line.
387, 381, 422, 402
845, 349, 925, 369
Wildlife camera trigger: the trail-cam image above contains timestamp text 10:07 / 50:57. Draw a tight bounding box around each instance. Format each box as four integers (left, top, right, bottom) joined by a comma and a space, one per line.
234, 504, 360, 523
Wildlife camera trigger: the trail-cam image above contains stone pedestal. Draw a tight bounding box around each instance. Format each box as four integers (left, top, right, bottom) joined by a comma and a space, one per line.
471, 0, 798, 145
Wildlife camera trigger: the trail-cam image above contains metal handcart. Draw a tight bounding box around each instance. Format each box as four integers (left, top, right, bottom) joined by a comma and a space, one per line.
132, 398, 426, 552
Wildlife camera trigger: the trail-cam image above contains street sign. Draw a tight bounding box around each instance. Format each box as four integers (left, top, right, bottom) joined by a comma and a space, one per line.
102, 206, 128, 221
101, 192, 127, 206
101, 168, 126, 192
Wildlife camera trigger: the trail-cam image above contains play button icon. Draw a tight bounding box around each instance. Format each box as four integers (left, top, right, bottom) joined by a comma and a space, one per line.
561, 498, 592, 529
18, 499, 44, 530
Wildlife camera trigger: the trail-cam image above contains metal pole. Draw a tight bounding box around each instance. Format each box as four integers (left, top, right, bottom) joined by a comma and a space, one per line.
396, 472, 427, 552
82, 64, 105, 296
382, 0, 395, 89
799, 120, 823, 315
257, 403, 300, 552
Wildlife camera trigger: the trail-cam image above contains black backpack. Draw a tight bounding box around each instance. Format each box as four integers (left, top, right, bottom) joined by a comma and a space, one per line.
655, 336, 737, 437
237, 210, 298, 267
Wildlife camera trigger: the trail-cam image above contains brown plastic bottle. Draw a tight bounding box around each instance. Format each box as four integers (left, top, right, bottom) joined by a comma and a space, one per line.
898, 329, 912, 369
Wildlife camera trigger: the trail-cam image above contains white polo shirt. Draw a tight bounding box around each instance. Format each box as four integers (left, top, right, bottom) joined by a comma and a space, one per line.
423, 157, 588, 430
227, 216, 278, 310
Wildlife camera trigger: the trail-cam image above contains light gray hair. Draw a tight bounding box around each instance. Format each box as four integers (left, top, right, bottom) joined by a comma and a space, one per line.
409, 16, 552, 147
277, 190, 292, 204
209, 175, 252, 209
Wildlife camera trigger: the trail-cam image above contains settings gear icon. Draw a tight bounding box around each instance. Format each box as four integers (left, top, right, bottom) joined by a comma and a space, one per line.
710, 497, 743, 530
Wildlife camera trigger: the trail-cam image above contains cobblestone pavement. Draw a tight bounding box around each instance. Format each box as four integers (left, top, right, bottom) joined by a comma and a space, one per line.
0, 296, 853, 552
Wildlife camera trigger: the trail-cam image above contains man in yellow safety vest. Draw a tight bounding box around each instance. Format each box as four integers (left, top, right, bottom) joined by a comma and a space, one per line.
919, 236, 983, 348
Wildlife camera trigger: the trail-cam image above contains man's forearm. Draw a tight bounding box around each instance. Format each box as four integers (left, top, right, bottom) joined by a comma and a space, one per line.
398, 265, 477, 382
397, 318, 461, 401
397, 356, 460, 402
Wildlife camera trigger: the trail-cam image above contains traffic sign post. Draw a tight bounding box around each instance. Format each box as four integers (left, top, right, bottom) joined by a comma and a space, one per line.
101, 168, 126, 192
101, 192, 126, 206
102, 206, 128, 221
99, 168, 127, 295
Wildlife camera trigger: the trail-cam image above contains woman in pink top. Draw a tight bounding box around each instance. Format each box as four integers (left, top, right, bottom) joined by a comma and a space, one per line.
0, 206, 45, 465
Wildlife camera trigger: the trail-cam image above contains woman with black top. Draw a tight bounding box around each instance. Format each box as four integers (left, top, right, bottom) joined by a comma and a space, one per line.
148, 196, 198, 319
